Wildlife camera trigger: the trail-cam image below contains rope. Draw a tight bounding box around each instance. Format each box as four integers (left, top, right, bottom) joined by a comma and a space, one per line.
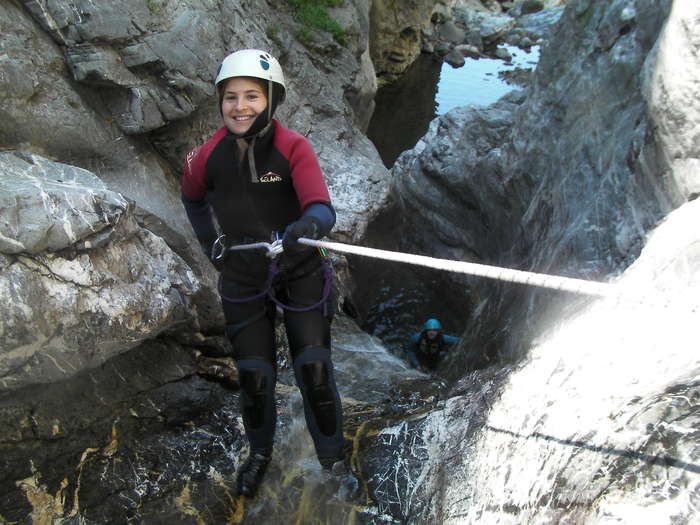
213, 235, 615, 299
211, 236, 695, 313
297, 238, 615, 299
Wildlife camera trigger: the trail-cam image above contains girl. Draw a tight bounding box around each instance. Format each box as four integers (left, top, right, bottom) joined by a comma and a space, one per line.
181, 49, 344, 497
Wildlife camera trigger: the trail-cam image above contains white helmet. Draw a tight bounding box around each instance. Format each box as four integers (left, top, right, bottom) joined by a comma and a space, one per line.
215, 49, 286, 101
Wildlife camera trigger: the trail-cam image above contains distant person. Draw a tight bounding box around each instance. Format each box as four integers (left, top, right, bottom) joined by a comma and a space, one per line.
408, 318, 460, 372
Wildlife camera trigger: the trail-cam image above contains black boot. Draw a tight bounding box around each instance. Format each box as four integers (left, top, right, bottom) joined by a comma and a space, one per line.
318, 454, 345, 472
236, 448, 272, 497
319, 454, 360, 500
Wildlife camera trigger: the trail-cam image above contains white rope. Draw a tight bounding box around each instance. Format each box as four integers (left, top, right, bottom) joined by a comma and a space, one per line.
299, 238, 615, 298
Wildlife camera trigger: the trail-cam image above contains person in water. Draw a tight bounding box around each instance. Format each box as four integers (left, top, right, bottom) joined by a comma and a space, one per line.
408, 318, 461, 372
180, 49, 344, 497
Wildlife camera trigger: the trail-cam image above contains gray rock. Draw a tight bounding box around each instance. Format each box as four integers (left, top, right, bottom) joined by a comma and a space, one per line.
494, 45, 513, 60
457, 8, 516, 43
0, 152, 128, 254
439, 20, 467, 43
0, 152, 201, 391
444, 48, 467, 67
521, 0, 545, 15
513, 4, 566, 42
455, 43, 484, 58
371, 198, 700, 524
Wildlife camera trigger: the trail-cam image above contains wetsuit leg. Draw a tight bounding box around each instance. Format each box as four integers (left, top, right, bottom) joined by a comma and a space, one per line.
221, 277, 277, 450
281, 264, 344, 460
291, 346, 344, 459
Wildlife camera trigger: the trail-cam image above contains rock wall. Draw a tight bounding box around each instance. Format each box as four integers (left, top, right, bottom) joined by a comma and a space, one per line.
361, 2, 700, 522
0, 0, 393, 389
2, 0, 390, 254
365, 198, 700, 524
369, 0, 453, 86
389, 0, 696, 369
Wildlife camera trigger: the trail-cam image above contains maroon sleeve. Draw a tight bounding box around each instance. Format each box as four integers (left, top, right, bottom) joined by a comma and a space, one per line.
181, 127, 228, 199
273, 122, 331, 210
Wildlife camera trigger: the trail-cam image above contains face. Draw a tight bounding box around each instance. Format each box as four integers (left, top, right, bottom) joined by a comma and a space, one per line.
220, 77, 268, 136
426, 330, 439, 339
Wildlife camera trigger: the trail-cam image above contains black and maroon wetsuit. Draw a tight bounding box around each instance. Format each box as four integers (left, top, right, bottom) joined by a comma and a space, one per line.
180, 120, 344, 463
181, 120, 333, 244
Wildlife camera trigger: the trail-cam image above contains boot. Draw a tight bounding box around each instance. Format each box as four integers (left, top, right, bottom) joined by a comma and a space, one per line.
318, 454, 345, 472
236, 448, 272, 497
319, 454, 360, 500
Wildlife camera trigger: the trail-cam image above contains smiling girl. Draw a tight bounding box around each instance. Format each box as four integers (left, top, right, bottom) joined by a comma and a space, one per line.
180, 49, 345, 497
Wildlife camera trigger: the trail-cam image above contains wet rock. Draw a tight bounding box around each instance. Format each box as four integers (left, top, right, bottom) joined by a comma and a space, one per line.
444, 48, 467, 67
455, 43, 484, 58
494, 45, 513, 60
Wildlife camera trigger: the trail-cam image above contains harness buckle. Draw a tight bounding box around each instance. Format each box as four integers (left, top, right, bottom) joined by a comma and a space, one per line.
212, 234, 227, 261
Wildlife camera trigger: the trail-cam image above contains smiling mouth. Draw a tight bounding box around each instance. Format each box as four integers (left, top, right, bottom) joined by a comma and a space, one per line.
234, 115, 254, 121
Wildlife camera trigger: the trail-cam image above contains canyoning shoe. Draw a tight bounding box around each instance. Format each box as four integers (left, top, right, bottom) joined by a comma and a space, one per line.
236, 449, 272, 497
318, 454, 345, 472
319, 455, 360, 499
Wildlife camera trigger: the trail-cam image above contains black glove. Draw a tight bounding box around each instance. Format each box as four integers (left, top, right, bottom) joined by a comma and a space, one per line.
283, 215, 321, 252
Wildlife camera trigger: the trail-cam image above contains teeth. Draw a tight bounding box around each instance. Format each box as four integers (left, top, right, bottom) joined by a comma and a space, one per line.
235, 116, 252, 121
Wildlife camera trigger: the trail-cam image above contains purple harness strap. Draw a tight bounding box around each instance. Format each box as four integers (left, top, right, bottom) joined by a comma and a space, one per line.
219, 258, 333, 314
218, 262, 276, 303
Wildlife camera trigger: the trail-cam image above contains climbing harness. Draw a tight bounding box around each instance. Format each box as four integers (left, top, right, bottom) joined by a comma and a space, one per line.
212, 234, 284, 261
215, 234, 333, 315
212, 233, 689, 314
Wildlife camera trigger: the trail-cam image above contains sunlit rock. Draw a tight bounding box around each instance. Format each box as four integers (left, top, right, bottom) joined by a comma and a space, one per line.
0, 151, 201, 391
364, 198, 700, 523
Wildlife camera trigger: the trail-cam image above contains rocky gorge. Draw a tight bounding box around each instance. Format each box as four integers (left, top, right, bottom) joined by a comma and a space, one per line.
1, 0, 698, 524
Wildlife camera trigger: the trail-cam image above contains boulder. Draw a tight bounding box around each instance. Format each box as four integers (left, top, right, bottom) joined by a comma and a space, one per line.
0, 151, 201, 391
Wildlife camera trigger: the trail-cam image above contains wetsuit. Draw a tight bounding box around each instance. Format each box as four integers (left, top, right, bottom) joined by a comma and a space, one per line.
181, 120, 344, 461
409, 331, 460, 370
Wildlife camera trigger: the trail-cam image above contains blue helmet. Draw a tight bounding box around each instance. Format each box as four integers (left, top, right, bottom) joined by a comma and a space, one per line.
424, 318, 442, 331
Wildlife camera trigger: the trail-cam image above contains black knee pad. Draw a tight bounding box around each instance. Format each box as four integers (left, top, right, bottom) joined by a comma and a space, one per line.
293, 347, 343, 459
237, 359, 276, 449
301, 359, 337, 436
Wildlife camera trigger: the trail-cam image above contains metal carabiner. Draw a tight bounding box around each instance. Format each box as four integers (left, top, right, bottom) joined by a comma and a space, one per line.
212, 234, 227, 261
267, 239, 284, 258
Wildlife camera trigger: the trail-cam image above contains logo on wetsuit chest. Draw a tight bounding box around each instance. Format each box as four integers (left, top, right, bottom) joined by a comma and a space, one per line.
258, 171, 283, 183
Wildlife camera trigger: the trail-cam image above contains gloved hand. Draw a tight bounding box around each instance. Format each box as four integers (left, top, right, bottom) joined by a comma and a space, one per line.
283, 215, 321, 253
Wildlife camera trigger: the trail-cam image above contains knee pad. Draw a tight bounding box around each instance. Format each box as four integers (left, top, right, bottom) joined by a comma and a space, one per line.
236, 359, 276, 448
293, 347, 342, 439
301, 360, 337, 436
